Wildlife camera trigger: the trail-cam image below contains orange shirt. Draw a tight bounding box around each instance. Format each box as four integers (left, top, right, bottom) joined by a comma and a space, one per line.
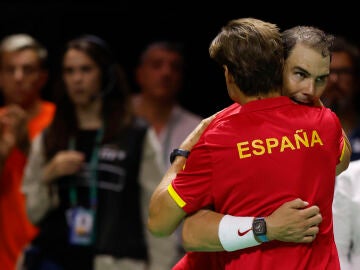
0, 101, 55, 270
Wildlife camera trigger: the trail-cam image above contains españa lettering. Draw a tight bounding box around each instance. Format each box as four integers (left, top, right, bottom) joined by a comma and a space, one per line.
237, 129, 323, 159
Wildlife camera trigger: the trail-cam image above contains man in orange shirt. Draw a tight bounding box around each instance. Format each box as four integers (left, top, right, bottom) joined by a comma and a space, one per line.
0, 34, 55, 270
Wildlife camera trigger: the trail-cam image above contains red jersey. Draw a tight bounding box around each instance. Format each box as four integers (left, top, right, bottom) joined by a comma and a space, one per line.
0, 101, 55, 270
172, 252, 220, 270
170, 97, 344, 270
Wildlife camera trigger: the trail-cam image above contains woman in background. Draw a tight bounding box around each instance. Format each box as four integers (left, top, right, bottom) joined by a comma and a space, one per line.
21, 34, 156, 270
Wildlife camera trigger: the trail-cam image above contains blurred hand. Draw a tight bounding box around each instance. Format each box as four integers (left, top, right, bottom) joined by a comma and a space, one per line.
44, 150, 85, 183
0, 114, 16, 164
0, 105, 30, 156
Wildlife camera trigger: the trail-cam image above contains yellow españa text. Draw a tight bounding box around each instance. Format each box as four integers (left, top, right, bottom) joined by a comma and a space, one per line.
237, 129, 323, 159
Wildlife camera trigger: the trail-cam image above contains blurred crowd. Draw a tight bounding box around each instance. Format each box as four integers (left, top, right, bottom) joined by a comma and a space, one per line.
0, 29, 360, 270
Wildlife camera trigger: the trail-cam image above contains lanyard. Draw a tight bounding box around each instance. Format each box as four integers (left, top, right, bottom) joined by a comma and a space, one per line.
68, 127, 104, 210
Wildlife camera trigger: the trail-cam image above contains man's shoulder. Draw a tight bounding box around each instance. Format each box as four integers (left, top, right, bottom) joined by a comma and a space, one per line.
220, 103, 241, 115
290, 102, 340, 123
210, 103, 241, 123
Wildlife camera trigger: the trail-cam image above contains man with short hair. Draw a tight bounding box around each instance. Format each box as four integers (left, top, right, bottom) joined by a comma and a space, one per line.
133, 41, 203, 269
148, 19, 349, 269
0, 33, 55, 269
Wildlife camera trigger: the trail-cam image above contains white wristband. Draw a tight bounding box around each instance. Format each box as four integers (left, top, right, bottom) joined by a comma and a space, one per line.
218, 215, 260, 252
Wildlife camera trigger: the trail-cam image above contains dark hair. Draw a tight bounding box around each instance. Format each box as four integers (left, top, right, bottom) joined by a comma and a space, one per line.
44, 34, 133, 159
209, 17, 283, 96
139, 41, 184, 65
282, 26, 334, 60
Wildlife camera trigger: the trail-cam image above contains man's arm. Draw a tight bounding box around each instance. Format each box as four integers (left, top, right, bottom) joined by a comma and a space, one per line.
336, 129, 351, 176
147, 156, 188, 236
0, 105, 30, 174
182, 199, 322, 251
147, 114, 217, 237
148, 112, 323, 252
315, 99, 351, 176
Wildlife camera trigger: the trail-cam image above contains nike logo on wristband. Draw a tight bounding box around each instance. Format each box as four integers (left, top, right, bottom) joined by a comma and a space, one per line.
238, 228, 252, 236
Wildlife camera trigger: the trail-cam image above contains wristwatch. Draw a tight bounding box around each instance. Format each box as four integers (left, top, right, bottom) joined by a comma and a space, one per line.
252, 217, 269, 243
170, 148, 190, 164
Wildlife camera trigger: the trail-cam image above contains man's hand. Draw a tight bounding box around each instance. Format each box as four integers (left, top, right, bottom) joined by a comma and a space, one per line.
0, 105, 30, 156
0, 115, 16, 167
265, 198, 322, 243
0, 106, 22, 162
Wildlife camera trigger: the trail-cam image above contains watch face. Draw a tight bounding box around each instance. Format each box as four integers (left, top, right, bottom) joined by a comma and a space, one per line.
253, 219, 266, 235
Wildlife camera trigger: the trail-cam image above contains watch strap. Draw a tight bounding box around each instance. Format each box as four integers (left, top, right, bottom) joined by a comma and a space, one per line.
252, 217, 269, 243
170, 148, 190, 164
256, 234, 269, 243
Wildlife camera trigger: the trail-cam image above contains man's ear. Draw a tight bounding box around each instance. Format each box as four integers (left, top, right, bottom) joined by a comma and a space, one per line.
223, 65, 234, 84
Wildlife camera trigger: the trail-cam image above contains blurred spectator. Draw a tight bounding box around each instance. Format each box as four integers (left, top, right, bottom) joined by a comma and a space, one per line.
0, 33, 55, 270
328, 36, 360, 270
21, 34, 159, 270
333, 159, 360, 270
132, 41, 202, 269
322, 36, 360, 160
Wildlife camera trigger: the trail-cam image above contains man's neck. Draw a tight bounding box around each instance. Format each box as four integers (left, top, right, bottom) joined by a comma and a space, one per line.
237, 90, 281, 105
132, 94, 176, 134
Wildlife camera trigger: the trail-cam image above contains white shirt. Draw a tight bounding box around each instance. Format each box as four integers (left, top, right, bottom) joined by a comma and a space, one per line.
140, 105, 202, 269
152, 105, 203, 171
333, 159, 360, 270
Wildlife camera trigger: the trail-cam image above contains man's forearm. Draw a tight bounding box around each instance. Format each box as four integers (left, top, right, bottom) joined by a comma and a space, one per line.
182, 198, 322, 252
183, 210, 259, 252
148, 114, 217, 237
147, 156, 188, 237
182, 209, 224, 251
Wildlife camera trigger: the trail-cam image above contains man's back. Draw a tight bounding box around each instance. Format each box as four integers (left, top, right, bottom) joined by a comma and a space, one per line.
171, 97, 343, 269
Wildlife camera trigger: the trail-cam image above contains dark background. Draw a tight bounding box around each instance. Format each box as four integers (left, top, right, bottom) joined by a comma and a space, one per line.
1, 1, 357, 118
